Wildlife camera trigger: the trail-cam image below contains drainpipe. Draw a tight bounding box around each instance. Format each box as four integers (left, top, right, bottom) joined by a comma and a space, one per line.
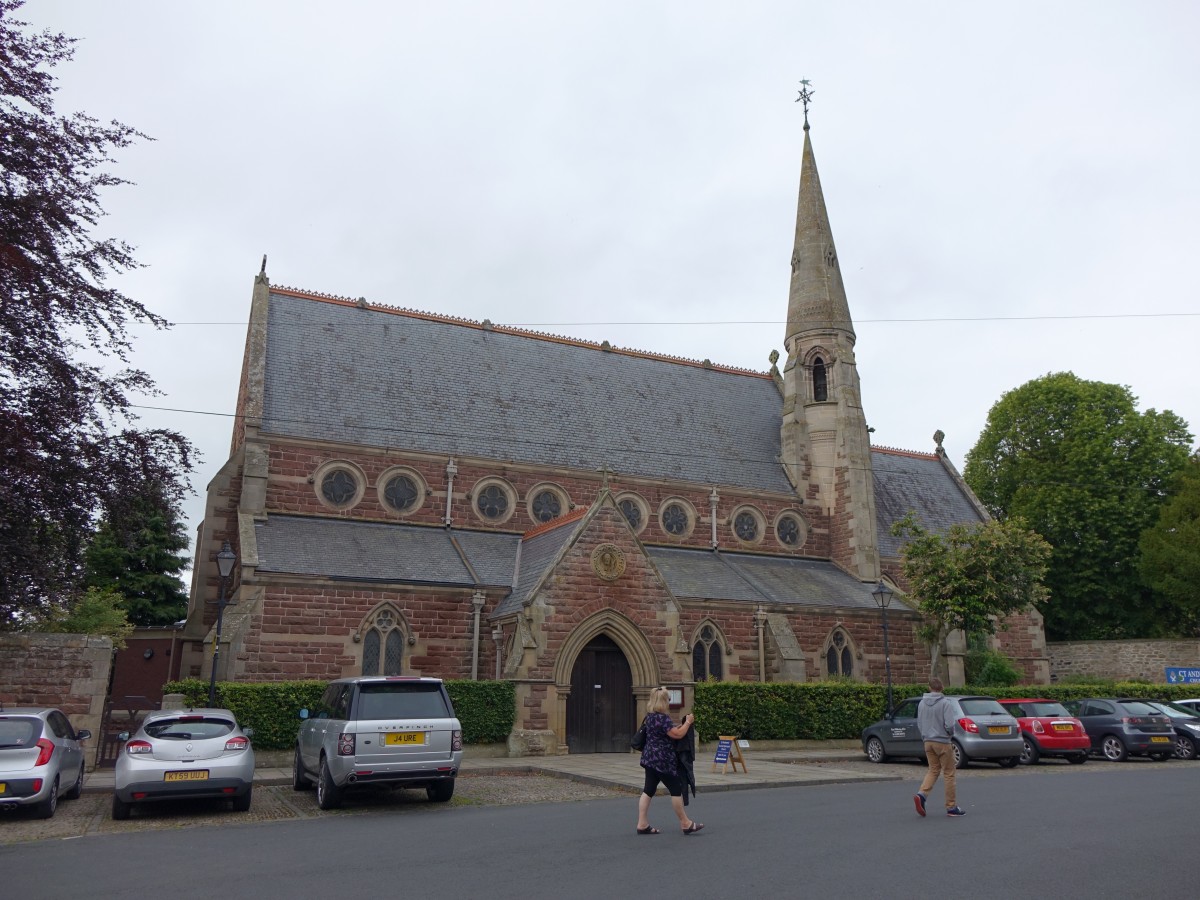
755, 604, 767, 682
444, 457, 458, 526
492, 625, 504, 679
709, 487, 720, 549
470, 591, 486, 680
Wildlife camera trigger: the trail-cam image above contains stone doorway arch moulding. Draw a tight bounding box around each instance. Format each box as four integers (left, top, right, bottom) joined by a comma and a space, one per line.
550, 610, 661, 752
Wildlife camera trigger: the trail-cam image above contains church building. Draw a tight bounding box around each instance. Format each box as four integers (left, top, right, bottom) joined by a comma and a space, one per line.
183, 121, 1049, 754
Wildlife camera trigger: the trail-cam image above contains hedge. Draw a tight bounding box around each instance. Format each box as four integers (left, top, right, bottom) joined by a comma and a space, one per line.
164, 678, 516, 750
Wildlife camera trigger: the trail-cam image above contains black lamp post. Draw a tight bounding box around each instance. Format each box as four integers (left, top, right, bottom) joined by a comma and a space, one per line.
207, 541, 238, 708
872, 580, 895, 716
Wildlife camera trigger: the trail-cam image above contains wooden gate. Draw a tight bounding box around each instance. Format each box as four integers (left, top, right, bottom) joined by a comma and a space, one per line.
566, 634, 634, 753
95, 695, 158, 768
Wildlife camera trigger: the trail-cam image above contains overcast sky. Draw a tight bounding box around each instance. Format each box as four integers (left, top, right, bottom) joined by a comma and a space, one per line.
23, 1, 1200, 573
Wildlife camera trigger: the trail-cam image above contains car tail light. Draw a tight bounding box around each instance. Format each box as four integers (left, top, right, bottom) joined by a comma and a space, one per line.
1032, 720, 1045, 734
337, 732, 355, 756
957, 718, 979, 734
34, 738, 54, 766
1121, 717, 1144, 725
32, 778, 43, 792
224, 735, 249, 752
452, 729, 463, 752
125, 739, 153, 755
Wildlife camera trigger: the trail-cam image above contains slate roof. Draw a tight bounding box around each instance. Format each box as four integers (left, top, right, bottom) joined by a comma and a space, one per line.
260, 290, 793, 493
871, 449, 985, 557
253, 514, 908, 613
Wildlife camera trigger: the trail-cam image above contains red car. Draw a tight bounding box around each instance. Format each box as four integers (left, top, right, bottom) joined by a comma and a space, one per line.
1000, 698, 1090, 765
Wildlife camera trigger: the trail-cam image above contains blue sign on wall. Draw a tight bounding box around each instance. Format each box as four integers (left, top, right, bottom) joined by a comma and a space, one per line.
1165, 667, 1200, 684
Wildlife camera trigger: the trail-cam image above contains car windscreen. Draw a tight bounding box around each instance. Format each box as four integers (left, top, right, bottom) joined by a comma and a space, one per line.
357, 683, 451, 720
0, 717, 41, 748
1024, 702, 1070, 717
1154, 703, 1198, 720
958, 699, 1009, 717
144, 717, 235, 740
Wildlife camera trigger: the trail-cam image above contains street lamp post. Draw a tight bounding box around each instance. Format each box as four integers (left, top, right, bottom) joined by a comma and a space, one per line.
207, 541, 238, 708
872, 580, 895, 717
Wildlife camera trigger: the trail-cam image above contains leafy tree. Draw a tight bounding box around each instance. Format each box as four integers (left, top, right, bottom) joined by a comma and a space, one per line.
39, 585, 133, 649
963, 372, 1192, 640
1139, 453, 1200, 636
84, 481, 190, 626
0, 1, 194, 628
891, 513, 1051, 678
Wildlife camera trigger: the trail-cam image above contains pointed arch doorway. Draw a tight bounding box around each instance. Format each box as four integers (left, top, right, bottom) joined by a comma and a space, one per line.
566, 634, 635, 753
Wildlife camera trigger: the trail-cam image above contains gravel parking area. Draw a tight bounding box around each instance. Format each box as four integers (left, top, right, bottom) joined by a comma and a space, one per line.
0, 773, 627, 845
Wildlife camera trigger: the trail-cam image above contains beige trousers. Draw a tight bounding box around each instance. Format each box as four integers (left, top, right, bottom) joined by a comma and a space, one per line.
919, 740, 957, 808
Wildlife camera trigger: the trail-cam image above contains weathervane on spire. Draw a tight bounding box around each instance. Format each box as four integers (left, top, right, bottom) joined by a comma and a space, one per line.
796, 79, 814, 130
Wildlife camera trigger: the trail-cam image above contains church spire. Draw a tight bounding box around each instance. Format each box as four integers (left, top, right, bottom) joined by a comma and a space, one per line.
784, 122, 854, 352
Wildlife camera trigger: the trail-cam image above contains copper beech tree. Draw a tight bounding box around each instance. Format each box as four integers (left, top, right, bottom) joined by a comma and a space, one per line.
0, 1, 194, 627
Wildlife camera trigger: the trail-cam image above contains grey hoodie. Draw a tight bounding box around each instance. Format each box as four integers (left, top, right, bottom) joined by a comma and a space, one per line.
917, 692, 957, 743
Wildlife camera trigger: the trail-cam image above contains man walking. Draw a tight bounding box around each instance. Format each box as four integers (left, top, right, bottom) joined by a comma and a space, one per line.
914, 677, 966, 817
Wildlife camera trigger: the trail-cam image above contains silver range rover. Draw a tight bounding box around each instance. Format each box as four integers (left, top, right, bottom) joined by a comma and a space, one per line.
293, 676, 463, 809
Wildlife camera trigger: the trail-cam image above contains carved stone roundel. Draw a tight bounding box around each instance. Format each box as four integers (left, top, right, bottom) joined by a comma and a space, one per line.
591, 543, 627, 581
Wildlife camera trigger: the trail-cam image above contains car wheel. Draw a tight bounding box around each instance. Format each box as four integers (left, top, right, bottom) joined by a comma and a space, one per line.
426, 780, 455, 803
111, 795, 131, 821
1175, 735, 1197, 761
33, 776, 59, 819
317, 757, 343, 810
232, 785, 253, 812
63, 761, 85, 800
1066, 752, 1088, 765
1019, 736, 1040, 765
952, 741, 968, 769
292, 746, 313, 791
1101, 735, 1128, 762
865, 736, 889, 763
997, 756, 1020, 768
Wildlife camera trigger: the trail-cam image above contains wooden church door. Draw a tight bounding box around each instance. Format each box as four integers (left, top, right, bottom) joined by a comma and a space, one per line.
566, 634, 634, 753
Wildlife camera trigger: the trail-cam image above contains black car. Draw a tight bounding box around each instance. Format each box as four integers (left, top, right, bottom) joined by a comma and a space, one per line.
1147, 701, 1200, 760
1063, 698, 1175, 761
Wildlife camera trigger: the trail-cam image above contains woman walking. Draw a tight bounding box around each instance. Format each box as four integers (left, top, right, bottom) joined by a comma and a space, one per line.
635, 687, 704, 835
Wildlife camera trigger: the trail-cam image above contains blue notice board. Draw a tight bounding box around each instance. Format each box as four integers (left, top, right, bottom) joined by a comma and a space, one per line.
711, 735, 747, 773
713, 738, 732, 765
1165, 667, 1200, 684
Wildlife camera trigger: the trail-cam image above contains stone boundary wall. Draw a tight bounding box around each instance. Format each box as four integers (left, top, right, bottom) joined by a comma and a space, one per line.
1047, 639, 1200, 683
0, 633, 112, 766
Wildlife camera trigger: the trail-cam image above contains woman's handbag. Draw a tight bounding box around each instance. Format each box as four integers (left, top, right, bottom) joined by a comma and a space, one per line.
630, 718, 647, 751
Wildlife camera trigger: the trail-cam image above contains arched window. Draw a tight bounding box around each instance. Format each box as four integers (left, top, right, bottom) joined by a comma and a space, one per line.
360, 607, 405, 676
824, 628, 853, 678
812, 357, 828, 402
692, 624, 724, 681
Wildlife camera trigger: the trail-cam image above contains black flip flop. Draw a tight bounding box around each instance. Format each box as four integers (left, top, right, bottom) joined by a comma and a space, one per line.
637, 826, 662, 835
682, 823, 705, 835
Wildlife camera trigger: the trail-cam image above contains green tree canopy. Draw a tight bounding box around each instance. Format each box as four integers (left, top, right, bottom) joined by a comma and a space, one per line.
1139, 453, 1200, 636
891, 513, 1051, 677
84, 481, 190, 626
0, 1, 194, 628
963, 372, 1193, 640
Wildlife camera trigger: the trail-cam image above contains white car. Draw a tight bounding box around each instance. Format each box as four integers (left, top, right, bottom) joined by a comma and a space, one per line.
112, 708, 255, 820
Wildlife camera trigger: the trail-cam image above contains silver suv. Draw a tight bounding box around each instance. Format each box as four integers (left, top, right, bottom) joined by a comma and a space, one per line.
293, 677, 463, 809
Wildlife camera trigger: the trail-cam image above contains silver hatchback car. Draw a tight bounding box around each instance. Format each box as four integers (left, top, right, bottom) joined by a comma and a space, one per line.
112, 708, 255, 820
0, 707, 91, 819
862, 694, 1023, 768
293, 676, 463, 809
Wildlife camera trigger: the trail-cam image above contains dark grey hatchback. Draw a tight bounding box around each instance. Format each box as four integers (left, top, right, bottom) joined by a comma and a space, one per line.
1063, 698, 1175, 762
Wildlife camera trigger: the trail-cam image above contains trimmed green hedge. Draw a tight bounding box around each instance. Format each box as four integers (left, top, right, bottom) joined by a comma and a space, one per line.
692, 680, 1200, 742
164, 679, 516, 750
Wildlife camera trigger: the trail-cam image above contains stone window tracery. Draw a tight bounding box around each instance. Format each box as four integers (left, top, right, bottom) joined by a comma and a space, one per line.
824, 628, 854, 678
692, 623, 725, 681
360, 607, 407, 676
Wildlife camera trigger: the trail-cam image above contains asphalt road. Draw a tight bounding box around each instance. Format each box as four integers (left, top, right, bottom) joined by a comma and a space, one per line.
3, 761, 1197, 899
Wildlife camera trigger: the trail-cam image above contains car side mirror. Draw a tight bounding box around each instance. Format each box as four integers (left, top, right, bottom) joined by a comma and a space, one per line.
299, 708, 309, 720
76, 729, 92, 741
117, 731, 130, 741
243, 727, 255, 738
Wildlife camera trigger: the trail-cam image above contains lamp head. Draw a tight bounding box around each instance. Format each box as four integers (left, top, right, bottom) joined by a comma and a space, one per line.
216, 541, 237, 579
871, 580, 894, 609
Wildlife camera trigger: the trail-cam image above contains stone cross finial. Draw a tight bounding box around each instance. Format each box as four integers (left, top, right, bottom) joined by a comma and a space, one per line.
597, 464, 613, 489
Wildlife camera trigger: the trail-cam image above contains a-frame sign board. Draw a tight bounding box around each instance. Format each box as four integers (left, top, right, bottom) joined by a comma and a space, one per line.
711, 735, 748, 774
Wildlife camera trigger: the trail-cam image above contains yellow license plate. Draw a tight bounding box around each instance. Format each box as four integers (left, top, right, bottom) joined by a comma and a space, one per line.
1150, 736, 1171, 743
384, 731, 425, 746
987, 726, 1009, 734
1052, 724, 1073, 732
0, 782, 6, 793
164, 770, 209, 782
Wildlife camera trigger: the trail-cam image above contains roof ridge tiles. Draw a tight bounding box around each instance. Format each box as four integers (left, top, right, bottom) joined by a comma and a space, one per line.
521, 505, 591, 540
269, 284, 771, 379
870, 444, 939, 460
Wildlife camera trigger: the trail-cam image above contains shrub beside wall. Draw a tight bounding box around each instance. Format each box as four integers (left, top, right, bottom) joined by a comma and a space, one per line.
165, 679, 516, 750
